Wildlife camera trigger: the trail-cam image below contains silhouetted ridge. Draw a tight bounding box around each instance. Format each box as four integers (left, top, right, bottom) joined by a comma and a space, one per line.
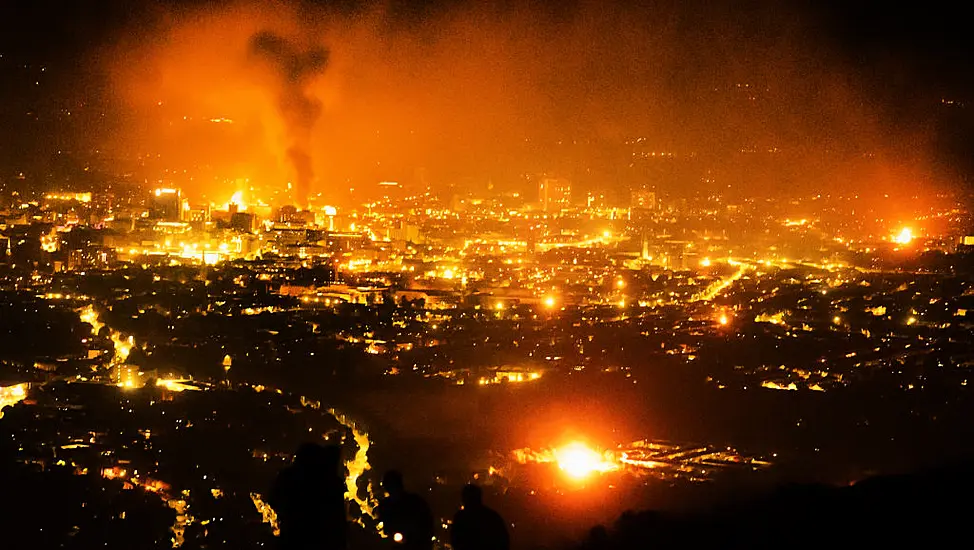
575, 462, 974, 549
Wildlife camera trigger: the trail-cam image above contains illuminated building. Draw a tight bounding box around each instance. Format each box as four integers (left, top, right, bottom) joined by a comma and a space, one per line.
323, 231, 371, 253
324, 205, 338, 231
586, 192, 607, 208
278, 205, 314, 224
41, 192, 95, 224
67, 247, 116, 270
186, 204, 211, 224
630, 188, 657, 210
148, 188, 183, 222
538, 177, 571, 211
488, 369, 543, 384
387, 220, 421, 243
229, 212, 257, 233
115, 364, 146, 389
44, 192, 93, 203
377, 181, 403, 201
267, 225, 318, 248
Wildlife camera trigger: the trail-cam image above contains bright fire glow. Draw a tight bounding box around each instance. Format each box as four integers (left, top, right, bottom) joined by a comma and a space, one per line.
893, 227, 914, 245
111, 333, 134, 365
156, 379, 200, 392
0, 383, 28, 420
223, 191, 248, 211
78, 304, 105, 334
514, 441, 620, 480
761, 381, 799, 391
251, 493, 280, 537
755, 311, 785, 325
543, 296, 556, 308
555, 442, 616, 479
328, 409, 378, 522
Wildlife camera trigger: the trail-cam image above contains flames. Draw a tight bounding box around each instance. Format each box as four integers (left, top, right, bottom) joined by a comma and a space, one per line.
510, 439, 774, 484
554, 442, 621, 479
78, 304, 105, 334
0, 383, 29, 420
345, 422, 376, 519
893, 227, 914, 245
328, 409, 379, 524
223, 190, 248, 211
111, 333, 134, 366
513, 441, 620, 480
251, 493, 281, 537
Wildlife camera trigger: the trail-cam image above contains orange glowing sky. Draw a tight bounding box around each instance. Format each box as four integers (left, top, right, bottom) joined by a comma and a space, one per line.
96, 0, 952, 206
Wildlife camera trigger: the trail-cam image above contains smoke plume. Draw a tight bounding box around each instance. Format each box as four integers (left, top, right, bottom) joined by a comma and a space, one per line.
100, 0, 955, 207
249, 30, 328, 208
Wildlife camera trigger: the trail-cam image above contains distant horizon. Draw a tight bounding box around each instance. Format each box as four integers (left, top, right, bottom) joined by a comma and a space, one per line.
3, 0, 974, 205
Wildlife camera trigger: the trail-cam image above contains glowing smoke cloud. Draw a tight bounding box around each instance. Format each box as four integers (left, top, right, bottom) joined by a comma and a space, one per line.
250, 31, 328, 208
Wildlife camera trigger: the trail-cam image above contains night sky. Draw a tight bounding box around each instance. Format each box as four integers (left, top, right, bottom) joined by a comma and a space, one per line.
1, 0, 972, 200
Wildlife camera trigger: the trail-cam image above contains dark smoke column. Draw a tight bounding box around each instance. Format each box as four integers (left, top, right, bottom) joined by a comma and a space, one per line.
250, 31, 328, 209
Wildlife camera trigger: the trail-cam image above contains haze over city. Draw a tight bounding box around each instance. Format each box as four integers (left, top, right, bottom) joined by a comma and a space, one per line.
5, 1, 973, 203
3, 1, 974, 549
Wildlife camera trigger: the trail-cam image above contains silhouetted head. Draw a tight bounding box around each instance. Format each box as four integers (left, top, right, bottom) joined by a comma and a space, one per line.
382, 470, 404, 497
461, 484, 483, 508
294, 442, 323, 467
589, 525, 609, 543
321, 444, 342, 474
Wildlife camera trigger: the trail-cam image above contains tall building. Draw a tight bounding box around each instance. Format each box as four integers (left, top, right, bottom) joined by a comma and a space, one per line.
378, 181, 404, 201
229, 212, 257, 233
630, 188, 657, 210
148, 188, 182, 222
539, 177, 571, 211
186, 204, 211, 224
278, 205, 299, 223
586, 192, 607, 208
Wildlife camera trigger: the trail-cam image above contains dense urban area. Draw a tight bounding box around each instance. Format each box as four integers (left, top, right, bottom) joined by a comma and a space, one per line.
5, 0, 974, 548
4, 174, 974, 548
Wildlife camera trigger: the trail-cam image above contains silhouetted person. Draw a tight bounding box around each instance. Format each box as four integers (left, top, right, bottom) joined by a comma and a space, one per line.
580, 525, 610, 550
269, 443, 348, 550
377, 470, 434, 550
450, 484, 509, 550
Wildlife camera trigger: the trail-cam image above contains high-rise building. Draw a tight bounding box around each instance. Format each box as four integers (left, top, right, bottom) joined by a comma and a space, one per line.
586, 192, 607, 208
539, 177, 571, 211
278, 205, 299, 223
148, 188, 182, 221
229, 212, 257, 233
630, 188, 657, 210
378, 181, 404, 201
186, 204, 211, 224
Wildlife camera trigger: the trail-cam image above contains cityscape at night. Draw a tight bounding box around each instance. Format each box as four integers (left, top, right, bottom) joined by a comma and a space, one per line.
3, 0, 974, 548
